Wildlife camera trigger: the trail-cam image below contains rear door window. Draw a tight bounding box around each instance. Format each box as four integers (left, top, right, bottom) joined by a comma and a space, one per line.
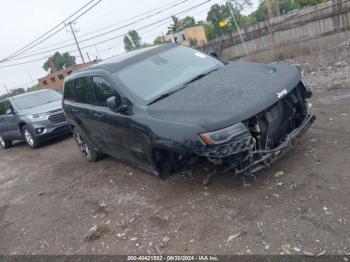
92, 76, 118, 107
0, 100, 14, 115
63, 80, 77, 102
75, 77, 95, 105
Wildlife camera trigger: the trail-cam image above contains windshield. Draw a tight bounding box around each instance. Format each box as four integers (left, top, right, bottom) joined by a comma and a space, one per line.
113, 46, 224, 104
12, 90, 62, 110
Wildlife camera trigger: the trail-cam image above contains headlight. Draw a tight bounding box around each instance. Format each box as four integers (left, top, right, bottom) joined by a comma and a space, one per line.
27, 113, 47, 120
200, 122, 248, 145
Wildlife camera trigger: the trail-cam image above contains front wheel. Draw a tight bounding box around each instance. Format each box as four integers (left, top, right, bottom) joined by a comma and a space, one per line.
73, 130, 101, 162
22, 125, 40, 149
0, 135, 12, 149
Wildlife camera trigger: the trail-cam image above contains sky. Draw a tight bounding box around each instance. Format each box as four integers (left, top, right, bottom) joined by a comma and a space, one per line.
0, 0, 259, 95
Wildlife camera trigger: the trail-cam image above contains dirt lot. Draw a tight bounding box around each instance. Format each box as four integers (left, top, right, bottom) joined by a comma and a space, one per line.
0, 47, 349, 256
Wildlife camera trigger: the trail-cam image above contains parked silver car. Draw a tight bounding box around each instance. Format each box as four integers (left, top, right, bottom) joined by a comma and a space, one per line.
0, 89, 71, 149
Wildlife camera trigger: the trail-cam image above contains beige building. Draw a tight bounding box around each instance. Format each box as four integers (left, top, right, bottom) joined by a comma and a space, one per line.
165, 25, 207, 47
38, 61, 94, 91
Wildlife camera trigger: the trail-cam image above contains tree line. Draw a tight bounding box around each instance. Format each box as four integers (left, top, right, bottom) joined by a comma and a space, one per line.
123, 0, 328, 51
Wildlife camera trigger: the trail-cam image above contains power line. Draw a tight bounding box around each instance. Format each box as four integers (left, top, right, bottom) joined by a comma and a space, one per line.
4, 0, 199, 62
0, 0, 221, 80
1, 0, 213, 65
58, 0, 214, 51
77, 0, 194, 39
5, 0, 103, 62
20, 0, 191, 58
93, 3, 221, 58
4, 2, 216, 69
0, 0, 99, 62
6, 0, 194, 59
0, 0, 224, 69
14, 0, 103, 60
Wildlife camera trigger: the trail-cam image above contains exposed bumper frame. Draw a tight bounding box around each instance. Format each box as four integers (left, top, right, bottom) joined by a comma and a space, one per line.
235, 113, 316, 175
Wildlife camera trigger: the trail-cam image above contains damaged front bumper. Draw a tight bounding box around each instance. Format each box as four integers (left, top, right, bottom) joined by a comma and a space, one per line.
194, 113, 315, 175
236, 113, 315, 175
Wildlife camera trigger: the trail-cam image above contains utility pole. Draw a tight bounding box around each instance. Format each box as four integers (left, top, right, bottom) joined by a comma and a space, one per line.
28, 74, 35, 86
3, 84, 9, 94
267, 0, 280, 17
273, 0, 280, 16
265, 0, 277, 49
67, 21, 85, 63
266, 0, 274, 18
86, 52, 91, 62
94, 45, 101, 60
226, 0, 248, 56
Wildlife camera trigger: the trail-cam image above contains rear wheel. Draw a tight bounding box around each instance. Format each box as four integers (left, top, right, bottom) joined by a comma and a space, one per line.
22, 125, 40, 149
0, 135, 11, 149
73, 130, 100, 162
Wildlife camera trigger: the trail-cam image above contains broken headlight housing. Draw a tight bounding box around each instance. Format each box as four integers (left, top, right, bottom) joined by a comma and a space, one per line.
301, 80, 312, 98
200, 122, 248, 145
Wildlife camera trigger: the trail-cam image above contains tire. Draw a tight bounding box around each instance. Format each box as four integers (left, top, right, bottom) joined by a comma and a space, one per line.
73, 129, 100, 162
0, 135, 12, 149
22, 125, 40, 149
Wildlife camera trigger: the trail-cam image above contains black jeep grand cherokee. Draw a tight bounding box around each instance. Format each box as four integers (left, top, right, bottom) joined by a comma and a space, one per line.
62, 44, 315, 177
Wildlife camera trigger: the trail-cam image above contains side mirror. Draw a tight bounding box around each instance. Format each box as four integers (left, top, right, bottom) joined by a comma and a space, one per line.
106, 96, 127, 113
207, 51, 229, 65
207, 51, 219, 58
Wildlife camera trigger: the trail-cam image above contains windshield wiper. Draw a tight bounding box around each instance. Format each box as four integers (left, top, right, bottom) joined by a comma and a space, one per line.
147, 67, 220, 106
147, 88, 183, 105
183, 67, 220, 86
44, 100, 58, 104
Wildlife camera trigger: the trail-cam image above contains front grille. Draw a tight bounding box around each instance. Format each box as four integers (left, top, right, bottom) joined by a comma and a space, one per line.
48, 113, 66, 124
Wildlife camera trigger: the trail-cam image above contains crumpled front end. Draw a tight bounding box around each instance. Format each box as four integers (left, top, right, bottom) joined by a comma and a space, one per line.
193, 81, 315, 175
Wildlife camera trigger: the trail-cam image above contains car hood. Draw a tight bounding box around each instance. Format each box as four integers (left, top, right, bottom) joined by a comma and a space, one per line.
148, 62, 301, 131
18, 100, 63, 115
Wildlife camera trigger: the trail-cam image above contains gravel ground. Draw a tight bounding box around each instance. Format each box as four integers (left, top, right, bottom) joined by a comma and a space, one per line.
0, 48, 349, 256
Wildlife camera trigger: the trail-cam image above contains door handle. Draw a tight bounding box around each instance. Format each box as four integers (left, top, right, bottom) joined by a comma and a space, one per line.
72, 108, 80, 113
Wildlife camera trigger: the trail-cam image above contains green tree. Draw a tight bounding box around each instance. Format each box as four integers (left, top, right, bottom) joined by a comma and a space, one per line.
198, 21, 217, 41
179, 16, 196, 30
123, 35, 134, 51
43, 52, 76, 72
123, 30, 142, 51
153, 36, 164, 45
168, 16, 181, 33
250, 0, 328, 22
207, 1, 252, 37
129, 30, 141, 49
207, 3, 234, 36
293, 0, 328, 8
279, 0, 297, 13
10, 88, 25, 96
167, 16, 197, 34
249, 1, 268, 22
